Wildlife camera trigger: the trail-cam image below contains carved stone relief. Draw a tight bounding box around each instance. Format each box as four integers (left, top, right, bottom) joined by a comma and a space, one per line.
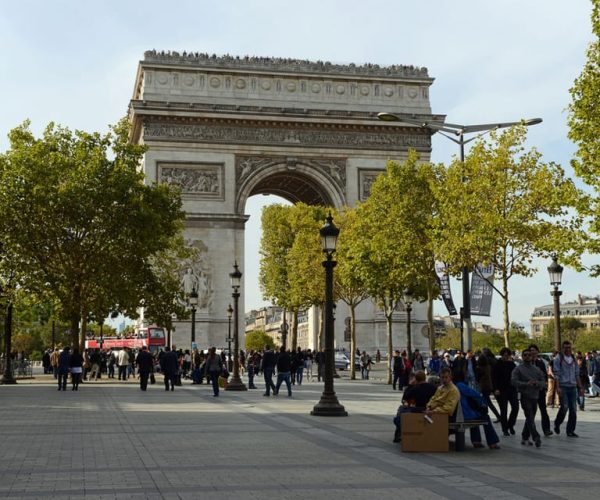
158, 162, 224, 199
179, 238, 213, 312
146, 122, 430, 151
358, 169, 385, 201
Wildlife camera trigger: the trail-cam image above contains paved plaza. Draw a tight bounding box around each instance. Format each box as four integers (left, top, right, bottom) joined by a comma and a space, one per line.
1, 371, 599, 500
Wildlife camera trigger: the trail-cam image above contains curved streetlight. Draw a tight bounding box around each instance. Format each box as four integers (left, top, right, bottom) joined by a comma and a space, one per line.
548, 256, 564, 352
227, 262, 247, 391
377, 111, 542, 351
312, 213, 347, 417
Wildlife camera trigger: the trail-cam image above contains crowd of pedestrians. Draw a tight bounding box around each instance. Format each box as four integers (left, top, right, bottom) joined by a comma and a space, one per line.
390, 340, 599, 449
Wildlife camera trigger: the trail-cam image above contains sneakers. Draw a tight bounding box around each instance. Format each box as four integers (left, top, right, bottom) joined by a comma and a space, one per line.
543, 430, 553, 437
535, 439, 542, 448
521, 439, 533, 446
567, 432, 579, 438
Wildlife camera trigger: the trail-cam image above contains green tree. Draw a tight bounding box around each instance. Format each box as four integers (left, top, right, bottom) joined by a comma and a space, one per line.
435, 126, 584, 348
544, 317, 586, 345
260, 203, 327, 350
245, 330, 278, 352
352, 153, 441, 383
0, 119, 185, 349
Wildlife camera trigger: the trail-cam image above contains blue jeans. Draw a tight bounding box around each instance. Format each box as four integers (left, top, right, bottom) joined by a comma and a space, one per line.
555, 386, 578, 434
296, 366, 303, 385
468, 415, 500, 446
263, 368, 276, 395
208, 371, 220, 396
275, 372, 292, 396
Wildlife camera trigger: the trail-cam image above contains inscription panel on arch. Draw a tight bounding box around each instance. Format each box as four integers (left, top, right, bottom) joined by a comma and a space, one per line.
158, 162, 224, 200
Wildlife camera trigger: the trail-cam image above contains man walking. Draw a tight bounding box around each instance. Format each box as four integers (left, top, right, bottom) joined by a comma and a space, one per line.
56, 347, 71, 391
392, 350, 405, 391
261, 345, 277, 396
159, 346, 178, 391
274, 347, 292, 397
511, 348, 546, 447
117, 349, 129, 381
529, 344, 553, 436
136, 346, 154, 391
553, 341, 583, 437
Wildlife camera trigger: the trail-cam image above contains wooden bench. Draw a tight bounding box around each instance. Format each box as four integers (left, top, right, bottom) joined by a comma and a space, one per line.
448, 403, 487, 452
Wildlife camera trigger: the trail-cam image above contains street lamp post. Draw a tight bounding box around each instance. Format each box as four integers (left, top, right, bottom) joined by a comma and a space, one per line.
312, 213, 347, 417
403, 288, 413, 358
226, 304, 234, 372
188, 287, 198, 353
227, 262, 247, 391
378, 112, 542, 351
548, 256, 564, 352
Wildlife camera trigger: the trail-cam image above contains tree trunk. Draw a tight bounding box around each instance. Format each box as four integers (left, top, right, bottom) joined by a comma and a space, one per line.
503, 269, 510, 349
79, 313, 88, 353
350, 303, 357, 380
70, 312, 79, 350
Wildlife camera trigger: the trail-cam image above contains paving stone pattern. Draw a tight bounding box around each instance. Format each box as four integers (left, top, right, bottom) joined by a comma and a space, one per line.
1, 372, 599, 499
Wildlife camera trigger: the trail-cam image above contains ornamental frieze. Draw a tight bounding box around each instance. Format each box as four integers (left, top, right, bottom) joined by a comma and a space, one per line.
144, 122, 430, 151
158, 162, 224, 199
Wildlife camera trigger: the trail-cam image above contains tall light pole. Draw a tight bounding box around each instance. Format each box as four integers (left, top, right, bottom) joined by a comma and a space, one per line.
312, 213, 347, 417
226, 304, 233, 372
548, 256, 564, 352
227, 262, 247, 391
403, 287, 413, 358
378, 112, 542, 350
188, 287, 198, 353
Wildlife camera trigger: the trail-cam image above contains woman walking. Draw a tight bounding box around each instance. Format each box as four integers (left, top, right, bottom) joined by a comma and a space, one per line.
69, 348, 84, 391
204, 347, 224, 397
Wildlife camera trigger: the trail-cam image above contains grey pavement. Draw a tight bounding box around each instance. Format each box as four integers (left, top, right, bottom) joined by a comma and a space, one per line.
1, 371, 599, 500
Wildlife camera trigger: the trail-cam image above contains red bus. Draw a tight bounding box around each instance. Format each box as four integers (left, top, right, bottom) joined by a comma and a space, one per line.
85, 326, 167, 354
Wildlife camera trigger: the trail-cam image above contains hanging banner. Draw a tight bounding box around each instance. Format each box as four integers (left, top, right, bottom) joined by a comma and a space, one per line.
435, 261, 457, 316
470, 264, 494, 316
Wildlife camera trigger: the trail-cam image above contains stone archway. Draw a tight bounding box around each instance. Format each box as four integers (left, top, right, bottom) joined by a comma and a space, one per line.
129, 51, 438, 352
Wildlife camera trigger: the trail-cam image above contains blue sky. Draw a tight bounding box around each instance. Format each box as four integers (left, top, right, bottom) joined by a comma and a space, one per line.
0, 0, 597, 331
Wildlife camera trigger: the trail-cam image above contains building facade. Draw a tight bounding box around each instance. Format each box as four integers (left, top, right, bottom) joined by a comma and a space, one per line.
530, 294, 600, 336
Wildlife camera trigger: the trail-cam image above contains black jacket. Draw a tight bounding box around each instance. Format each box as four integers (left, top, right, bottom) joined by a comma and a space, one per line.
136, 350, 154, 374
262, 350, 277, 370
159, 350, 178, 375
492, 359, 516, 394
276, 351, 291, 373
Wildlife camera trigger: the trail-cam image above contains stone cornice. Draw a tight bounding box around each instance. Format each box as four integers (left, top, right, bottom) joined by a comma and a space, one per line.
130, 99, 444, 123
143, 50, 430, 80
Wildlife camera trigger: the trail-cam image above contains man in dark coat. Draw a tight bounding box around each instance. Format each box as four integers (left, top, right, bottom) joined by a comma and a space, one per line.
57, 347, 71, 391
159, 346, 178, 391
136, 346, 155, 391
261, 345, 277, 396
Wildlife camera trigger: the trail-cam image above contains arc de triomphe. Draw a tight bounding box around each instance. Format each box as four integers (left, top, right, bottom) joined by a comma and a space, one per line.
129, 51, 440, 352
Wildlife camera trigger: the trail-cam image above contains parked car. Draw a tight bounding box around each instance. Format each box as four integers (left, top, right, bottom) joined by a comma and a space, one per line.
334, 352, 361, 370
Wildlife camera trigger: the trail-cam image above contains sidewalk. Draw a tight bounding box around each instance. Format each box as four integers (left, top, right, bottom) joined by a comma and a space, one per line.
1, 375, 599, 499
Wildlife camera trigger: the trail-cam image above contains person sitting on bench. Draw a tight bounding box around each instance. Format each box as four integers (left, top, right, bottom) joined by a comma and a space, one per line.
425, 367, 460, 419
455, 377, 501, 449
393, 370, 437, 442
